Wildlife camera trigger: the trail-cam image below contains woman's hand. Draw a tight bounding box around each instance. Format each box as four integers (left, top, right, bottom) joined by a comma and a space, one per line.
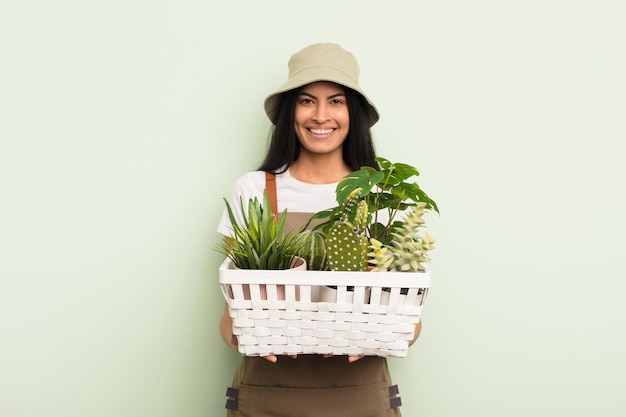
261, 354, 297, 363
263, 354, 363, 363
323, 354, 364, 362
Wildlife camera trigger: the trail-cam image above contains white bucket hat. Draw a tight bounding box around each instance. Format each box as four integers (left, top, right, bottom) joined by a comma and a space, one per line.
264, 43, 380, 126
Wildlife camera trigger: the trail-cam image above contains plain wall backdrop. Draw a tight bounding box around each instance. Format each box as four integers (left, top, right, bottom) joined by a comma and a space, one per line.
1, 1, 625, 416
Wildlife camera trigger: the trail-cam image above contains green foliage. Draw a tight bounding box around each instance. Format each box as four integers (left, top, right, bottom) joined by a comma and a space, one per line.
311, 157, 439, 247
369, 202, 436, 273
217, 191, 306, 270
217, 157, 439, 274
308, 157, 439, 273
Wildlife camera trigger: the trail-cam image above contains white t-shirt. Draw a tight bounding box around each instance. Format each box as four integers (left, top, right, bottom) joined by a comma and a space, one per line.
216, 169, 339, 236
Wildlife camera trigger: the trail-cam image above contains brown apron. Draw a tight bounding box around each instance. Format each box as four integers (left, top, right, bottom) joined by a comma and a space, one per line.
225, 355, 402, 417
224, 209, 403, 417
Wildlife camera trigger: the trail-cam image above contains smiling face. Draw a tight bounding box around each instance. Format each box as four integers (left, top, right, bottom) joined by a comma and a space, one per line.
293, 81, 350, 158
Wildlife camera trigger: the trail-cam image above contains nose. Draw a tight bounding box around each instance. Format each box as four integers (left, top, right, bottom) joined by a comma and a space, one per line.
312, 102, 330, 123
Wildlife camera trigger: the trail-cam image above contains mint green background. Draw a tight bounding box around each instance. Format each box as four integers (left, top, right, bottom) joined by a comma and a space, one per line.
1, 1, 625, 416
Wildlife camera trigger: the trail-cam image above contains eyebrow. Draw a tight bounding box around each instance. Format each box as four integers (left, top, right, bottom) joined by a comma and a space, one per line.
298, 91, 346, 100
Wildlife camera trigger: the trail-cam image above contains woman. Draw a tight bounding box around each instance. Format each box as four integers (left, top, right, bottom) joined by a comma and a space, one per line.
217, 43, 421, 417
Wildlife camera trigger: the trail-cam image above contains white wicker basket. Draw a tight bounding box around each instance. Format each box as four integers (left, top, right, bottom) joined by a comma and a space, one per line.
219, 258, 431, 358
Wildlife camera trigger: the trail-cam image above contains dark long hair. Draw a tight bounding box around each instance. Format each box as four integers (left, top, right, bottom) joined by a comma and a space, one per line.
258, 85, 379, 173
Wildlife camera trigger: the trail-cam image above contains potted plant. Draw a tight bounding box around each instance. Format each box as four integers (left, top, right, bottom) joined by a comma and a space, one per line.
311, 156, 439, 272
217, 160, 436, 356
217, 190, 306, 270
295, 228, 329, 271
216, 190, 307, 300
309, 157, 439, 304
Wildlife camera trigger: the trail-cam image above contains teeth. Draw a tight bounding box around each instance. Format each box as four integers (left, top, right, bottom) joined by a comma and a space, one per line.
309, 128, 334, 134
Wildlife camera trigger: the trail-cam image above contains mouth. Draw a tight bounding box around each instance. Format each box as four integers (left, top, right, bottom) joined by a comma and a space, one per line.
308, 128, 336, 135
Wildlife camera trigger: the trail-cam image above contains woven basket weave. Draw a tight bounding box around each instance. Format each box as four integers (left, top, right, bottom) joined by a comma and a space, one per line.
219, 258, 431, 358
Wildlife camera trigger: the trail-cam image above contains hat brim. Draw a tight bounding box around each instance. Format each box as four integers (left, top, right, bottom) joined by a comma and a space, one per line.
264, 66, 379, 127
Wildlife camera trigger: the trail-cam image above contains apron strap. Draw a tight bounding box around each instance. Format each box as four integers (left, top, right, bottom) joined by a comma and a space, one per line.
265, 171, 278, 218
225, 387, 239, 410
389, 384, 402, 408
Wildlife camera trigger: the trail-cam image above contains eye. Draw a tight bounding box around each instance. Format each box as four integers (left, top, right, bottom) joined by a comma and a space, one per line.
330, 98, 345, 105
298, 96, 314, 105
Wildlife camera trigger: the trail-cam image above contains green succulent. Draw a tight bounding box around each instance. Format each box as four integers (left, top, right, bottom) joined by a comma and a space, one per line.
368, 202, 436, 273
368, 238, 394, 271
217, 191, 305, 270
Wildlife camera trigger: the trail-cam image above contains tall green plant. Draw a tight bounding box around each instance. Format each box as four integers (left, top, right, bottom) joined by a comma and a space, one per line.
218, 191, 305, 270
311, 157, 439, 247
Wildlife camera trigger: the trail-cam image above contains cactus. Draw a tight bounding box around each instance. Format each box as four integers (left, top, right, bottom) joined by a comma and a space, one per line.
368, 202, 436, 272
296, 229, 329, 271
326, 188, 369, 271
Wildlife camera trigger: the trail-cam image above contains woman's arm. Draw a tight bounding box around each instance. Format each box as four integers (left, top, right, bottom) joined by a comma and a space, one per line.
408, 320, 422, 346
219, 238, 239, 350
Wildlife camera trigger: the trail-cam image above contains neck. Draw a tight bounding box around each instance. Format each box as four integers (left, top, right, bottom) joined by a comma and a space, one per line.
289, 154, 351, 184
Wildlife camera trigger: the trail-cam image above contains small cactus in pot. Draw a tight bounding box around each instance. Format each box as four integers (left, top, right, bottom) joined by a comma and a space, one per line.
296, 229, 329, 271
316, 188, 370, 300
325, 188, 369, 272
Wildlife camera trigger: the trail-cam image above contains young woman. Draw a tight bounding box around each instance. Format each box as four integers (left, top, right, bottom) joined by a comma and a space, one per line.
217, 43, 421, 417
